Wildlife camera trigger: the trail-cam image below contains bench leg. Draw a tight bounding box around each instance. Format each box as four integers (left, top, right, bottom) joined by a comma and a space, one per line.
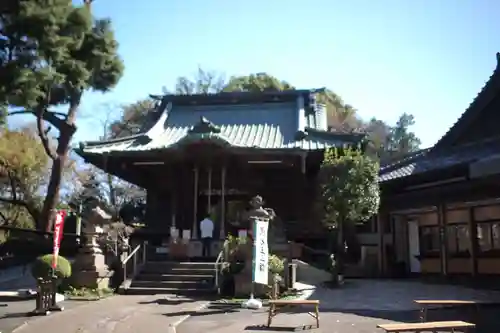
267, 304, 275, 327
419, 306, 427, 322
315, 305, 319, 328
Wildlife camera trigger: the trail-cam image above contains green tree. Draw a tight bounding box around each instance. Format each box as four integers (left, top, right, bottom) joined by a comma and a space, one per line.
387, 113, 421, 154
318, 148, 380, 279
0, 0, 124, 231
109, 99, 157, 138
0, 127, 47, 229
223, 72, 293, 92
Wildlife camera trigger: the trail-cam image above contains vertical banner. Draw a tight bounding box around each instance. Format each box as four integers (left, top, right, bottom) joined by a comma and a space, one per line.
52, 210, 67, 269
252, 219, 269, 285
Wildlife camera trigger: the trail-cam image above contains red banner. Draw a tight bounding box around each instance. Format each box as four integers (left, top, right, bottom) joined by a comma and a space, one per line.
52, 210, 67, 269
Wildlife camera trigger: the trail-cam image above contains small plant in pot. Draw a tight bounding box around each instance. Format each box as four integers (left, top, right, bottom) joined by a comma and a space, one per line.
327, 254, 341, 288
268, 255, 285, 299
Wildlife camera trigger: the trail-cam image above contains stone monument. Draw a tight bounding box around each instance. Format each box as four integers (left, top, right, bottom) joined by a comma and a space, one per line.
71, 205, 112, 290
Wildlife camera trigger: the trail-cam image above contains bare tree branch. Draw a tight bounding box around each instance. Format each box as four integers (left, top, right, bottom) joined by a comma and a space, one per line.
0, 210, 9, 225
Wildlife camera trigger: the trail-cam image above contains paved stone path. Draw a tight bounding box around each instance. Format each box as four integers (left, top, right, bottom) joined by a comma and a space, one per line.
176, 304, 405, 333
10, 295, 208, 333
310, 279, 500, 311
177, 280, 500, 333
4, 280, 500, 333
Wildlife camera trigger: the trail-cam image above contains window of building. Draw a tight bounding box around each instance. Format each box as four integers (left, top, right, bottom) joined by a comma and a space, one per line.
420, 226, 440, 254
477, 222, 500, 253
446, 224, 470, 254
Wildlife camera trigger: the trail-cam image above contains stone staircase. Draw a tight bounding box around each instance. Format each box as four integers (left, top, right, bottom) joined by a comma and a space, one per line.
124, 261, 217, 296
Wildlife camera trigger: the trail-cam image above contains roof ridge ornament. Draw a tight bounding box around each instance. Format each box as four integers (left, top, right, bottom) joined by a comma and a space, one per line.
188, 116, 221, 134
497, 52, 500, 69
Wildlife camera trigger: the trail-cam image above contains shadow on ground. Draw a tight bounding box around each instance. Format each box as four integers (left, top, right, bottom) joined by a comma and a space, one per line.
245, 324, 317, 332
163, 302, 242, 318
264, 304, 500, 333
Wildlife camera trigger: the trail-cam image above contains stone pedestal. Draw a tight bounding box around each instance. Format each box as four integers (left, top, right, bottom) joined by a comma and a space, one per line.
170, 241, 189, 259
72, 232, 110, 289
71, 207, 111, 290
233, 243, 269, 297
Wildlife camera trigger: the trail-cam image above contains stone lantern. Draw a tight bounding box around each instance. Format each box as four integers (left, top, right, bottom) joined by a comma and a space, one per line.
71, 205, 112, 290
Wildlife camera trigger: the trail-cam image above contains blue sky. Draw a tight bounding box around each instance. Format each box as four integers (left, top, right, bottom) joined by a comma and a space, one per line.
67, 0, 499, 147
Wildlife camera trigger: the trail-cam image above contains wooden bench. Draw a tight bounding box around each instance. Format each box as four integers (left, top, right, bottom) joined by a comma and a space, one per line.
377, 320, 475, 333
267, 299, 320, 328
414, 300, 480, 322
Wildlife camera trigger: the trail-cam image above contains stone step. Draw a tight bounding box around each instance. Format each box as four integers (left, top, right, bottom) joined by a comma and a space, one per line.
142, 266, 216, 275
144, 261, 216, 269
131, 279, 212, 289
142, 262, 216, 274
135, 273, 215, 282
124, 286, 216, 296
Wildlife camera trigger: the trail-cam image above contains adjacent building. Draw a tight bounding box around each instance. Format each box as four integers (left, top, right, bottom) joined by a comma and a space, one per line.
378, 52, 500, 277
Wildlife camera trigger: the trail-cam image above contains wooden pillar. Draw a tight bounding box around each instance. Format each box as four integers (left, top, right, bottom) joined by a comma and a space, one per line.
220, 166, 226, 239
468, 207, 478, 276
171, 193, 176, 228
437, 203, 448, 276
207, 167, 212, 215
192, 167, 199, 239
377, 213, 385, 276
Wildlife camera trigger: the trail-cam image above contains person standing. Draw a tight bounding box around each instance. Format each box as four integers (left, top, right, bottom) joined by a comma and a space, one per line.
200, 214, 214, 257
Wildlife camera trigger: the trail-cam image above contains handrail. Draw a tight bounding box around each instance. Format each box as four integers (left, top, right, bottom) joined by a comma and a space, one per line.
123, 244, 141, 265
122, 241, 147, 290
214, 240, 228, 294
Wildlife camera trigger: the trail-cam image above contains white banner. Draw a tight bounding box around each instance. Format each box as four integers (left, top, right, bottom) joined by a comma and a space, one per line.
252, 219, 269, 285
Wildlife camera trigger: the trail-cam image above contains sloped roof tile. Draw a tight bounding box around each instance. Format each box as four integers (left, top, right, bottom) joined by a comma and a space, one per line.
78, 92, 364, 155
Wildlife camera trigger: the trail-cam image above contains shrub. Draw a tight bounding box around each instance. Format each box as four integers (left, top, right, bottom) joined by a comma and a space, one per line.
31, 254, 72, 280
268, 254, 285, 275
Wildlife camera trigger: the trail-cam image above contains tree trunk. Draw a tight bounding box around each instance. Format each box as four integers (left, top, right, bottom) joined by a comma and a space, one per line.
41, 155, 66, 232
40, 125, 74, 232
107, 173, 117, 209
336, 220, 344, 274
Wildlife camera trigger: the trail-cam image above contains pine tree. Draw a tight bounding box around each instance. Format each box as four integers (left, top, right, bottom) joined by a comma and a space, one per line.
0, 0, 124, 230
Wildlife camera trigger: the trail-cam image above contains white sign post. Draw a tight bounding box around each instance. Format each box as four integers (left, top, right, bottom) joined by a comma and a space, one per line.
253, 219, 269, 285
242, 218, 269, 310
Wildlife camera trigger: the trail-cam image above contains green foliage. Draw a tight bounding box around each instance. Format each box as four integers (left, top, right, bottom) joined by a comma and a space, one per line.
0, 128, 46, 228
0, 1, 123, 111
388, 113, 421, 153
223, 73, 293, 92
318, 148, 380, 227
65, 286, 113, 300
0, 0, 124, 231
68, 173, 105, 212
268, 254, 285, 275
225, 234, 247, 253
31, 254, 72, 280
0, 129, 48, 180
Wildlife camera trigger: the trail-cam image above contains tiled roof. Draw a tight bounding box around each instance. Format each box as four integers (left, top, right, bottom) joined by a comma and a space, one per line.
78, 92, 364, 155
380, 52, 500, 183
432, 53, 500, 150
378, 139, 500, 182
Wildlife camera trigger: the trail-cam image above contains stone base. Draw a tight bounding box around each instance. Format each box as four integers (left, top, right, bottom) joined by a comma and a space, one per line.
71, 270, 110, 290
233, 273, 269, 297
169, 242, 189, 259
